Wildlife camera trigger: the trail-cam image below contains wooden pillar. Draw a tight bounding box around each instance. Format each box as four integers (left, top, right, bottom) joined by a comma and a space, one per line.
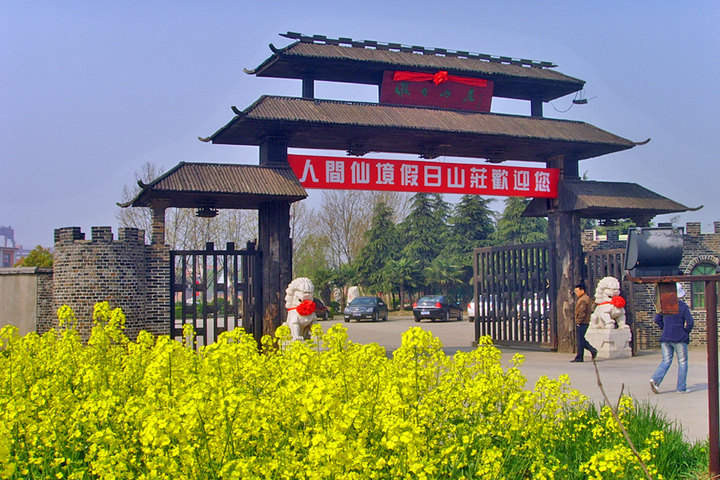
258, 136, 293, 336
531, 98, 543, 117
547, 155, 582, 353
260, 136, 288, 166
258, 201, 292, 335
302, 74, 315, 99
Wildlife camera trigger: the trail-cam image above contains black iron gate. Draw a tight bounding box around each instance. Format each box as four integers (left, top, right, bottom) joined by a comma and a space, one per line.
170, 241, 262, 347
472, 242, 555, 349
472, 243, 635, 350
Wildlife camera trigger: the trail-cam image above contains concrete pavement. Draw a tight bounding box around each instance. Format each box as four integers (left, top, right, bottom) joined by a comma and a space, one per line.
321, 314, 712, 443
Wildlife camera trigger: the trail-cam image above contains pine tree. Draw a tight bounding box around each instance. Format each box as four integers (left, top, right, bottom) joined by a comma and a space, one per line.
355, 201, 398, 291
400, 193, 448, 269
493, 197, 548, 245
440, 195, 496, 298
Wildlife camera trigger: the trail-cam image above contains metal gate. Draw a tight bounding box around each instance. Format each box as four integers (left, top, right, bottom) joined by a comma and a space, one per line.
170, 241, 262, 347
471, 242, 555, 349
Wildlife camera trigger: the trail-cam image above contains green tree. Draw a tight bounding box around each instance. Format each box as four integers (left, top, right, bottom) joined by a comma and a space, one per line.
293, 233, 332, 278
309, 266, 334, 305
442, 195, 496, 298
15, 245, 53, 268
423, 255, 464, 295
493, 197, 548, 245
355, 201, 398, 291
400, 193, 448, 270
595, 218, 638, 235
330, 263, 359, 309
382, 257, 420, 310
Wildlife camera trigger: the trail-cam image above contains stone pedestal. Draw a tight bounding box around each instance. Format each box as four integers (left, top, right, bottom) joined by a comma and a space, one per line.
585, 326, 632, 359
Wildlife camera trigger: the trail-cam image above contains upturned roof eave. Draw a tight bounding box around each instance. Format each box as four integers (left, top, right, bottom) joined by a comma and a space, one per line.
119, 162, 308, 210
523, 180, 693, 219
205, 96, 636, 162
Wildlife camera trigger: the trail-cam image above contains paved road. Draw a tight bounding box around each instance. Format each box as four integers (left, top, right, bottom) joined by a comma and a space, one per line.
320, 314, 711, 443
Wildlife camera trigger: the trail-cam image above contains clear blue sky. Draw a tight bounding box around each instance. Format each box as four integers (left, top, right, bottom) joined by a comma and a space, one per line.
2, 1, 718, 248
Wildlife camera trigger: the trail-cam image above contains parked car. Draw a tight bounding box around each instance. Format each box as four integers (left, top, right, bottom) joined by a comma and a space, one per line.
413, 295, 463, 322
314, 298, 330, 320
468, 294, 549, 325
343, 296, 389, 322
467, 294, 500, 322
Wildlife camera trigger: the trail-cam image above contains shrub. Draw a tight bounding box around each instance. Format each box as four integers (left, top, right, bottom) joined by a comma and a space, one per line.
0, 303, 707, 479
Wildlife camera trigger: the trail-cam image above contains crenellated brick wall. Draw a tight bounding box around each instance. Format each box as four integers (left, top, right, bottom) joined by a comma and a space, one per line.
583, 222, 720, 350
50, 226, 170, 340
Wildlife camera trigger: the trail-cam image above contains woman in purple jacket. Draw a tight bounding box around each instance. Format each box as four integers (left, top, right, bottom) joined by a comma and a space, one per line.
649, 283, 694, 394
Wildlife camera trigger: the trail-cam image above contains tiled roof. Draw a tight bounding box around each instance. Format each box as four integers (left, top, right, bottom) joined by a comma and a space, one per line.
524, 180, 693, 220
120, 162, 307, 209
207, 96, 635, 162
246, 33, 585, 102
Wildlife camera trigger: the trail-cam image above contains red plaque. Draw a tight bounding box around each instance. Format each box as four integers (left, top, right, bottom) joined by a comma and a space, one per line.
289, 154, 558, 198
380, 70, 493, 112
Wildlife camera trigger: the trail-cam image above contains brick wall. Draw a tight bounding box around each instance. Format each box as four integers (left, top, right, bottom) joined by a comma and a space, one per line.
583, 222, 720, 350
36, 269, 54, 333
52, 226, 170, 340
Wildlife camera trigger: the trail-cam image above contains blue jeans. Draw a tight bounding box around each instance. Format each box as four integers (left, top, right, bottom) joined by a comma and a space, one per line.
651, 342, 689, 392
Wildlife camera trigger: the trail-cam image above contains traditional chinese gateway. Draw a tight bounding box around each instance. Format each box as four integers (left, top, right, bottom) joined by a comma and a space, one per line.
122, 32, 691, 351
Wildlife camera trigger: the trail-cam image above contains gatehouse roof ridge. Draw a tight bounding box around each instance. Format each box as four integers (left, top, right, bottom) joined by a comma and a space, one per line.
278, 31, 558, 69
245, 32, 585, 102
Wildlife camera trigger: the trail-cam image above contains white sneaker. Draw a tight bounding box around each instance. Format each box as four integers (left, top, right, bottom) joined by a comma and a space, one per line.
679, 388, 691, 394
649, 379, 659, 394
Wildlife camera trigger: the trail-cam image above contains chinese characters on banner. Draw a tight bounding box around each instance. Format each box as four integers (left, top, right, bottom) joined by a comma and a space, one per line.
288, 154, 559, 198
379, 71, 494, 112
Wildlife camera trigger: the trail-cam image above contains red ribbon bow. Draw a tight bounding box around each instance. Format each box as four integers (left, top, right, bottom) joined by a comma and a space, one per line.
433, 70, 448, 85
287, 299, 316, 316
597, 296, 626, 308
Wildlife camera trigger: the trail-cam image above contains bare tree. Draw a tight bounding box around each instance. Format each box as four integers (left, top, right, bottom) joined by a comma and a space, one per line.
290, 200, 311, 247
369, 191, 413, 223
116, 161, 164, 242
317, 190, 374, 267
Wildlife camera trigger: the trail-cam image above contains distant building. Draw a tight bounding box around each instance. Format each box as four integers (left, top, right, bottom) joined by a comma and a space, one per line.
0, 226, 17, 267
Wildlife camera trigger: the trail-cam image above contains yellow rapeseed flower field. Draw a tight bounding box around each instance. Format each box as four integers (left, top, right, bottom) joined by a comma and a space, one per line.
0, 302, 686, 479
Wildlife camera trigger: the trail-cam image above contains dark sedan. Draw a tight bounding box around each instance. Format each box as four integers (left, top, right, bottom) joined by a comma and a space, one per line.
413, 295, 463, 322
343, 296, 389, 322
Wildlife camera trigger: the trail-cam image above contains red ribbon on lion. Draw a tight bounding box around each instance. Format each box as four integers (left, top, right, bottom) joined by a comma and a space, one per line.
287, 299, 316, 316
393, 70, 488, 87
597, 296, 626, 308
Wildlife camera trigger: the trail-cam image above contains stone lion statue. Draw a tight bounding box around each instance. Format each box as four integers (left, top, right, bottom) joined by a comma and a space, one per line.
590, 276, 627, 329
284, 277, 317, 341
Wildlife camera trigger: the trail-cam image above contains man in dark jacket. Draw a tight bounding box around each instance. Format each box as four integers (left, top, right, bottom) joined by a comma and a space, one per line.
650, 283, 694, 394
570, 282, 598, 362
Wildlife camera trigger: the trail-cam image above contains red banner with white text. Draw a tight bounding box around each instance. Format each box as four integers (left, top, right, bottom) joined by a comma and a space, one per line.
288, 154, 558, 198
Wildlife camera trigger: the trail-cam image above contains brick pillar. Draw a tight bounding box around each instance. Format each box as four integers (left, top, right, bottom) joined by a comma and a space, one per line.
686, 222, 701, 236
151, 207, 166, 245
